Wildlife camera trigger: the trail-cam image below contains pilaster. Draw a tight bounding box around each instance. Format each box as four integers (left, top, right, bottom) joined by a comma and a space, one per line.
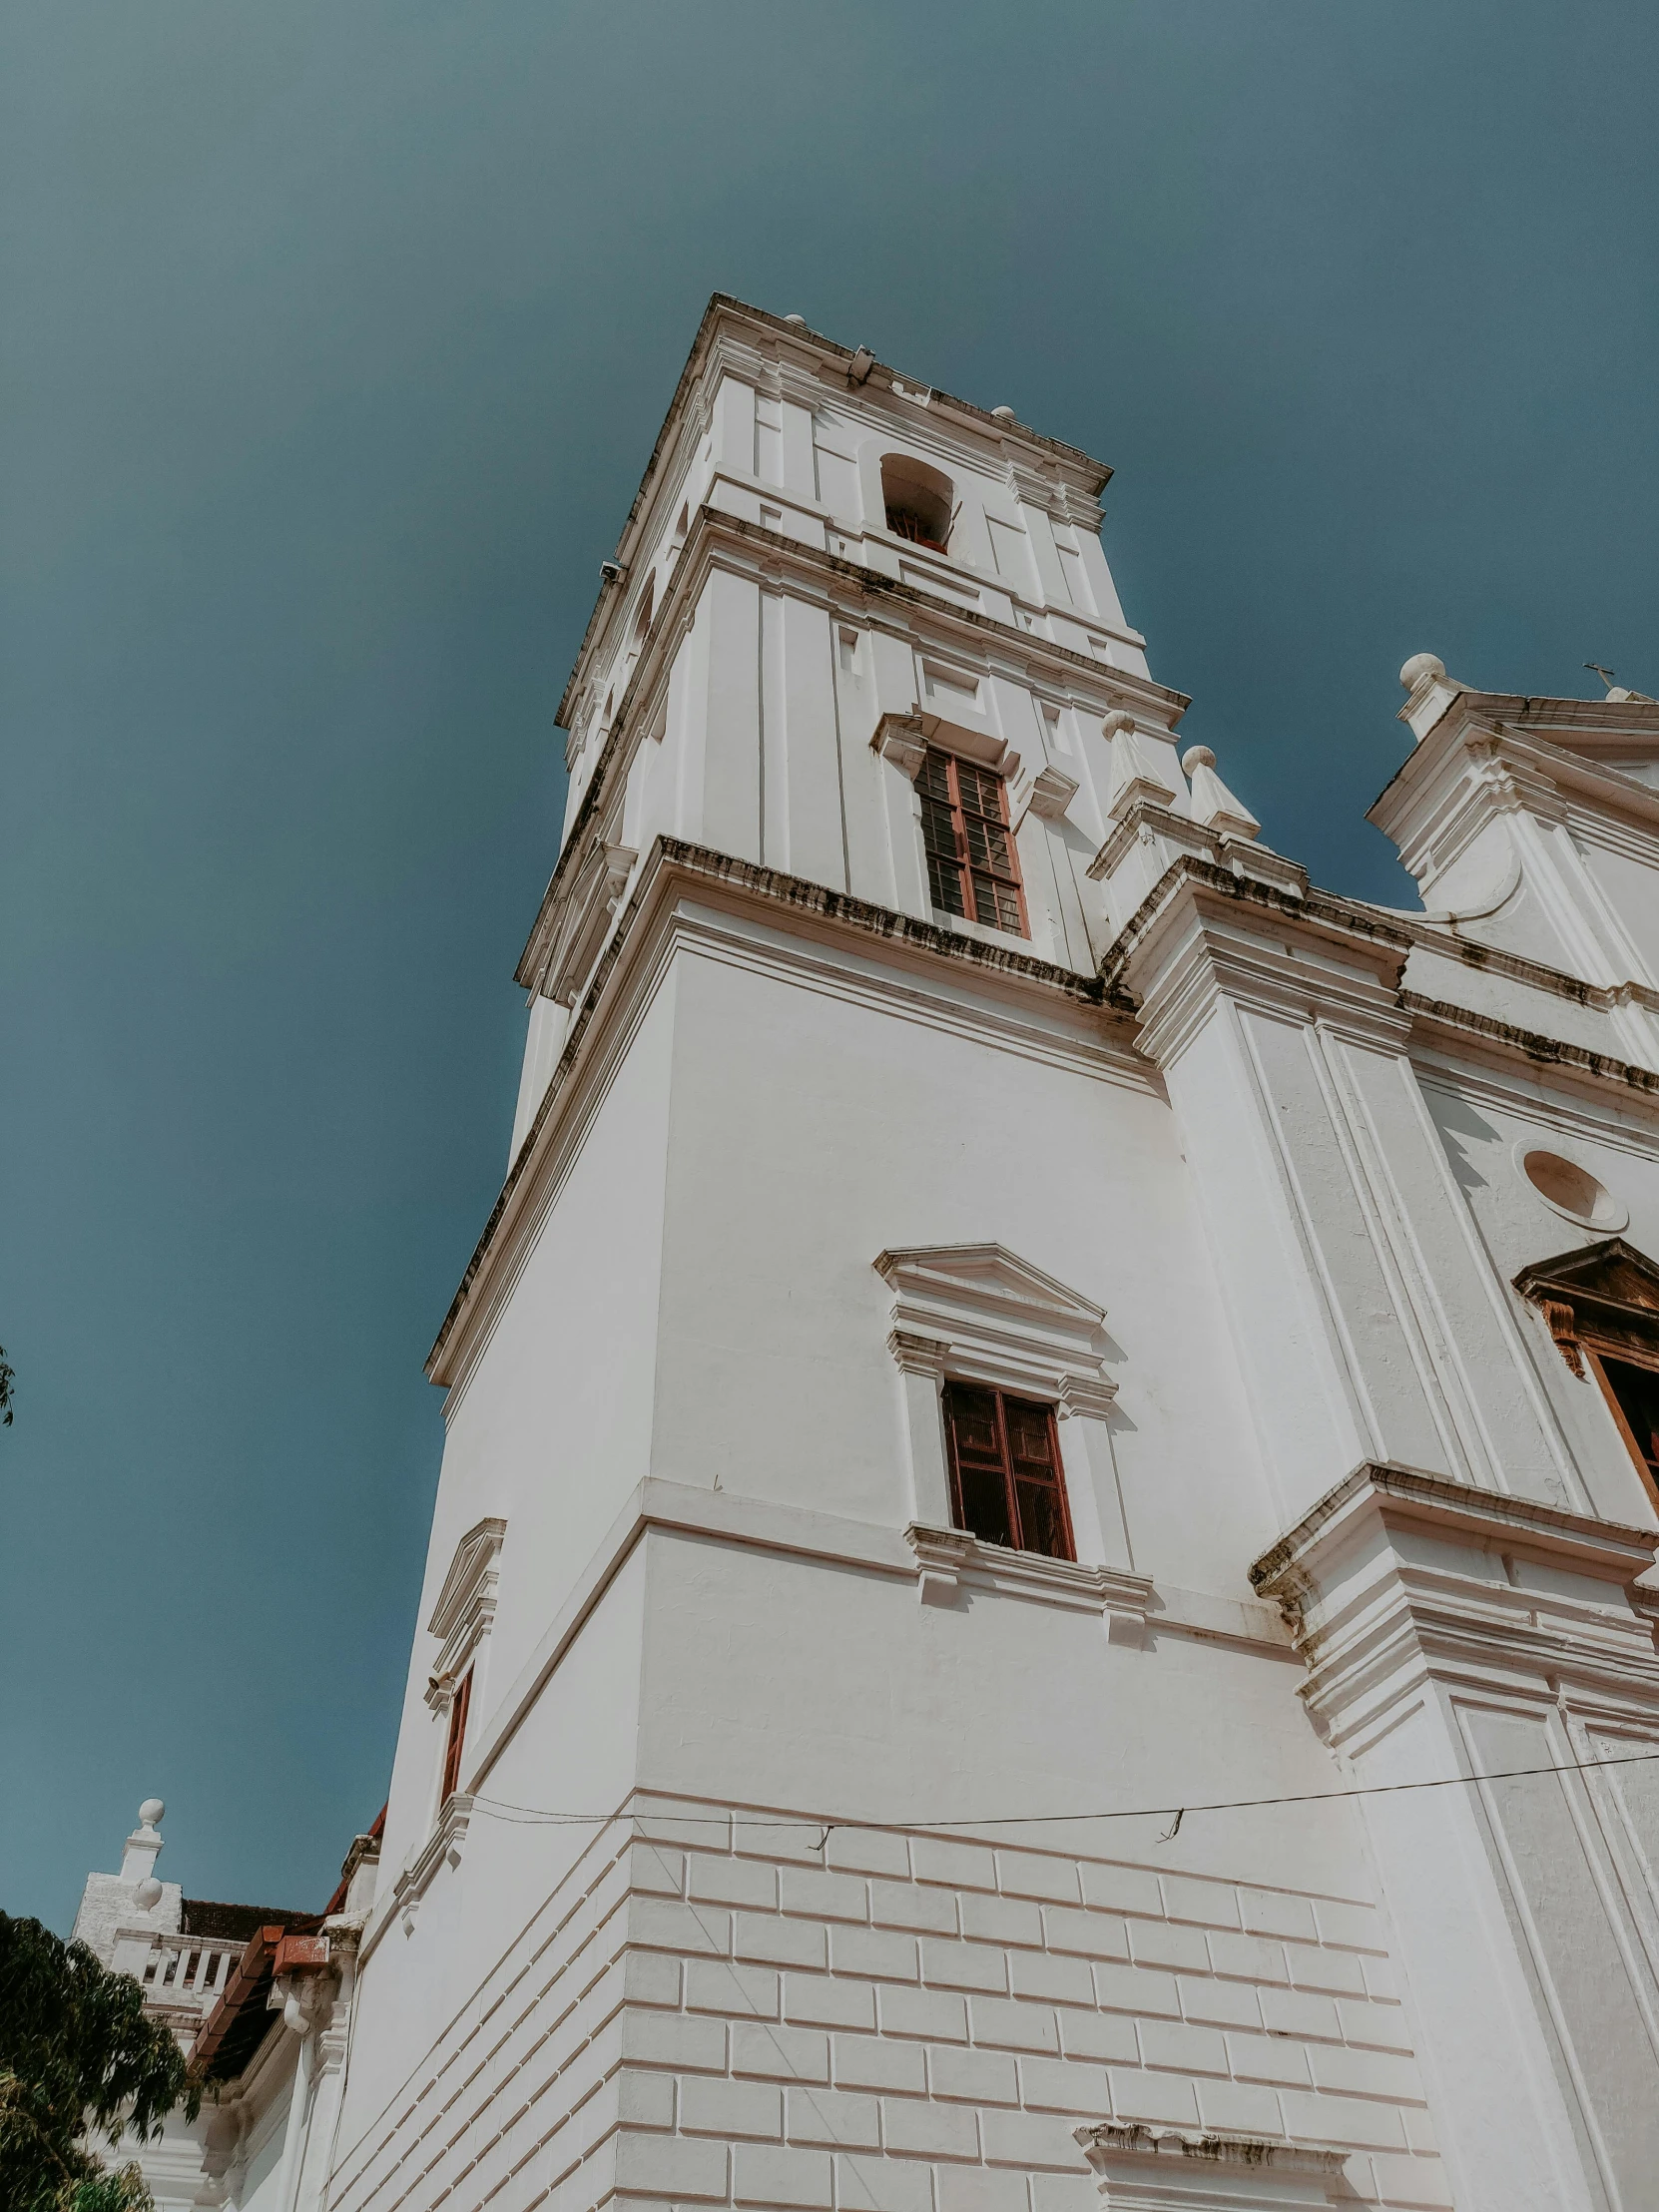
1253, 1463, 1659, 2212
1103, 850, 1583, 1524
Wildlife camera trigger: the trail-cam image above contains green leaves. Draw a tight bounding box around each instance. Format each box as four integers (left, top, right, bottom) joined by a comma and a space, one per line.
0, 1917, 198, 2212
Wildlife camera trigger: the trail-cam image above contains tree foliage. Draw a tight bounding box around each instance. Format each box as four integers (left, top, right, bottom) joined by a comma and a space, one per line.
0, 1342, 13, 1425
0, 1915, 199, 2212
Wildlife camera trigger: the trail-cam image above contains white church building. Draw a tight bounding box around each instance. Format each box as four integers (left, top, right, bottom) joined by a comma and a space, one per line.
79, 295, 1659, 2212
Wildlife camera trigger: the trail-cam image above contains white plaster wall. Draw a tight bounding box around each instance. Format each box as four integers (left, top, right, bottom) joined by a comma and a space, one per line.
369, 971, 680, 1923
649, 943, 1278, 1597
334, 1546, 649, 2181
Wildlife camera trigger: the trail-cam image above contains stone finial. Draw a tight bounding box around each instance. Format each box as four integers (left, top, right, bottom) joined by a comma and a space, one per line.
782, 313, 807, 326
1181, 745, 1262, 841
1103, 711, 1176, 820
134, 1878, 163, 1913
991, 404, 1016, 422
1399, 652, 1445, 691
120, 1799, 165, 1885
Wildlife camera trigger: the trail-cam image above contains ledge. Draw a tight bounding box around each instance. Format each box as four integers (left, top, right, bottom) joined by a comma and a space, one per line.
1075, 2122, 1350, 2206
908, 1524, 1155, 1641
1250, 1460, 1659, 1597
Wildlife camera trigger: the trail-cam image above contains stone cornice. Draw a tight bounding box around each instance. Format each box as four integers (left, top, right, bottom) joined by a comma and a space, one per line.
1399, 990, 1659, 1099
1249, 1462, 1659, 1756
1098, 855, 1412, 1069
1075, 2121, 1351, 2206
1251, 1461, 1657, 1595
440, 836, 1128, 1390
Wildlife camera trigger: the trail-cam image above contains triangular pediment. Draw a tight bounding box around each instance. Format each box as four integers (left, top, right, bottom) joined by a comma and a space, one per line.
874, 1243, 1105, 1330
427, 1516, 507, 1641
1515, 1237, 1659, 1319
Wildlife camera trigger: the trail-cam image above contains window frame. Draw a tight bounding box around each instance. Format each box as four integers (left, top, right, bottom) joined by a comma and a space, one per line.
1585, 1340, 1659, 1511
942, 1381, 1076, 1562
440, 1668, 473, 1805
916, 746, 1028, 938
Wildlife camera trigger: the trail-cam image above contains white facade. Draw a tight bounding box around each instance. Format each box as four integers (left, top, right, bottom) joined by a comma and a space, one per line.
71, 1802, 379, 2211
309, 298, 1659, 2212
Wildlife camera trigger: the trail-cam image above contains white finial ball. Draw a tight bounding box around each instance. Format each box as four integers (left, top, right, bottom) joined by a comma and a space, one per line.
1399, 652, 1445, 692
135, 1878, 163, 1911
783, 312, 807, 326
1180, 746, 1216, 775
1103, 711, 1137, 737
139, 1799, 165, 1828
991, 404, 1016, 422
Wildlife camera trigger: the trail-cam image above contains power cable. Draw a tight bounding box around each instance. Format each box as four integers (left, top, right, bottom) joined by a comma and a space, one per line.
462, 1744, 1659, 1845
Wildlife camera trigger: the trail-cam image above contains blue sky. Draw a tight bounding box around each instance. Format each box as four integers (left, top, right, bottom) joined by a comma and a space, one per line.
4, 0, 1655, 1930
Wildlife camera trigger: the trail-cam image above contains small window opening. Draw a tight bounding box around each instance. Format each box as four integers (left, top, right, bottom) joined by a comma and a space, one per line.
440, 1670, 473, 1803
916, 747, 1026, 935
881, 454, 953, 552
837, 626, 859, 674
943, 1383, 1074, 1559
632, 577, 655, 641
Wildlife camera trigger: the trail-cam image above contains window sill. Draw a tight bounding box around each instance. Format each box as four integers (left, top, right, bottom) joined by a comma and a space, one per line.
390, 1794, 472, 1936
929, 907, 1031, 952
906, 1523, 1154, 1643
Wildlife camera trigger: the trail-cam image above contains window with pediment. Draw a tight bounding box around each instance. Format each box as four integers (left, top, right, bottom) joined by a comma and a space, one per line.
1516, 1239, 1659, 1508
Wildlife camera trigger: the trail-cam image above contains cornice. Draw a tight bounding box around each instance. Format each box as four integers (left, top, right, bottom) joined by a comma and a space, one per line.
1100, 856, 1412, 1003
1370, 708, 1659, 883
1076, 2122, 1351, 2205
521, 504, 1187, 990
1249, 1462, 1659, 1755
440, 836, 1131, 1389
1251, 1461, 1657, 1597
1400, 990, 1659, 1100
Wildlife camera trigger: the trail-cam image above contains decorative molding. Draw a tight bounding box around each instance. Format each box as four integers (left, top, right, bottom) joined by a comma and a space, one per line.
1075, 2122, 1350, 2209
1514, 1236, 1659, 1381
541, 835, 638, 1007
1025, 764, 1080, 821
392, 1796, 471, 1936
874, 1242, 1116, 1412
907, 1523, 1154, 1639
426, 1516, 506, 1683
871, 712, 928, 778
1250, 1461, 1659, 1758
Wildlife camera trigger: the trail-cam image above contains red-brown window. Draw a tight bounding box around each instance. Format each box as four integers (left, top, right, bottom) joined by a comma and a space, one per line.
440, 1669, 472, 1803
917, 749, 1027, 936
942, 1383, 1074, 1559
1591, 1350, 1659, 1507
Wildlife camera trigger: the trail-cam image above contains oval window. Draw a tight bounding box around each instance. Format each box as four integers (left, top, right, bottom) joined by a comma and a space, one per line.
1520, 1148, 1625, 1230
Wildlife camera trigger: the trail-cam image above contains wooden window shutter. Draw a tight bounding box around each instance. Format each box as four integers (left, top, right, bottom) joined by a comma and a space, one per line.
441, 1669, 473, 1802
942, 1382, 1074, 1560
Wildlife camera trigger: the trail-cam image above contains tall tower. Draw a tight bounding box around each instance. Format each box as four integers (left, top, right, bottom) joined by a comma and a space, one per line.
327, 300, 1659, 2212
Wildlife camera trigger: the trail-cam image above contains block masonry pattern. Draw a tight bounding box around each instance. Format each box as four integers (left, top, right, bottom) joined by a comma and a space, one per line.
328, 1806, 1449, 2212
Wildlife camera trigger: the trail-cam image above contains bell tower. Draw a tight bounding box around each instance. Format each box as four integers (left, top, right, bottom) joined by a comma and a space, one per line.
327, 300, 1659, 2212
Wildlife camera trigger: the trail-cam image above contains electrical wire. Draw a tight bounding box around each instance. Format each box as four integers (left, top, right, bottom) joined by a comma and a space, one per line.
463, 1743, 1659, 1842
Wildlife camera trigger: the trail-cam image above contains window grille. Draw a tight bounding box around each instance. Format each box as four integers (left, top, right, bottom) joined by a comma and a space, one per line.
942, 1382, 1074, 1559
917, 749, 1026, 936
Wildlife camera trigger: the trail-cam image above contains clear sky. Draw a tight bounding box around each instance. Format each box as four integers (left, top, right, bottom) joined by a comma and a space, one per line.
3, 0, 1655, 1931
